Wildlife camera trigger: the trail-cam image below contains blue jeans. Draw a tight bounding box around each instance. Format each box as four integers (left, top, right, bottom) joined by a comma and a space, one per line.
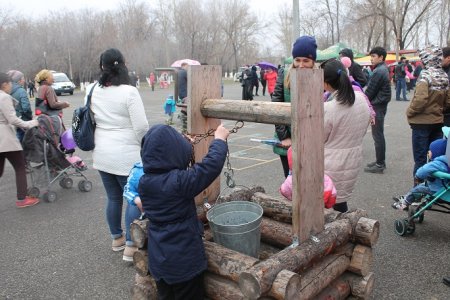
16, 128, 25, 143
99, 171, 142, 246
396, 78, 407, 100
405, 184, 432, 204
371, 105, 387, 165
412, 128, 442, 176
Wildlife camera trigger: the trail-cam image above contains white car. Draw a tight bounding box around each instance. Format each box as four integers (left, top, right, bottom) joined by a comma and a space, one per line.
51, 72, 75, 95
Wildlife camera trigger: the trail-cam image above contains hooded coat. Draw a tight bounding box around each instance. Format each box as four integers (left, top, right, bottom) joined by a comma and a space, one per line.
11, 82, 32, 121
407, 46, 450, 126
139, 125, 228, 284
339, 48, 367, 87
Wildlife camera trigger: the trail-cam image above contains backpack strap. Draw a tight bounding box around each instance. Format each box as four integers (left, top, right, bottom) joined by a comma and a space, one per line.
86, 82, 98, 108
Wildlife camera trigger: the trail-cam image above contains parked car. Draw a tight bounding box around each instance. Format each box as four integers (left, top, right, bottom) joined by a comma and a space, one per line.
51, 72, 75, 95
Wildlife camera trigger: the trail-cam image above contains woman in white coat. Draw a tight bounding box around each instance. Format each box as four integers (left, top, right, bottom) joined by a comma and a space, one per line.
88, 49, 149, 261
320, 59, 371, 212
0, 72, 39, 208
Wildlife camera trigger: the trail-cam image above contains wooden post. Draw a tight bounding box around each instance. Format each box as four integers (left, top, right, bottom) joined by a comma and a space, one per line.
290, 68, 325, 242
188, 65, 222, 206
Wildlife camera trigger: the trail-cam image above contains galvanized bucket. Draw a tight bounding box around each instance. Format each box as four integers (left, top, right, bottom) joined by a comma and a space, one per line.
207, 201, 263, 258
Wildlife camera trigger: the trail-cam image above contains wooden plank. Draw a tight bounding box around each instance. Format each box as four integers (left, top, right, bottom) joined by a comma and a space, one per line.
290, 68, 325, 242
201, 99, 291, 125
189, 65, 222, 206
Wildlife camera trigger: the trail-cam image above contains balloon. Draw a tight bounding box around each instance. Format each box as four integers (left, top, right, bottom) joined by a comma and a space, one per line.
61, 129, 77, 150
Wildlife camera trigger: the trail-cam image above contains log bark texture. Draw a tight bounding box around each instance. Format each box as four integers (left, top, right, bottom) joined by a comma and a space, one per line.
297, 254, 351, 300
133, 250, 149, 277
260, 217, 292, 248
313, 277, 351, 300
341, 272, 374, 299
204, 240, 259, 282
130, 219, 149, 249
353, 217, 380, 247
204, 272, 245, 300
267, 270, 301, 300
131, 274, 157, 300
238, 219, 352, 299
348, 245, 373, 277
258, 242, 282, 261
251, 192, 293, 223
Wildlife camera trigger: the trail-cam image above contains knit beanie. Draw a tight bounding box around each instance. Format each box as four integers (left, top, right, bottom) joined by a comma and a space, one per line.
7, 70, 24, 83
292, 36, 317, 61
429, 138, 447, 159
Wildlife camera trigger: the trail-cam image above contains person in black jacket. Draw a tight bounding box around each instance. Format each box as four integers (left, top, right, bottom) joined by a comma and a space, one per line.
364, 46, 392, 174
260, 69, 267, 96
339, 48, 367, 87
139, 124, 229, 300
178, 62, 188, 132
251, 65, 259, 96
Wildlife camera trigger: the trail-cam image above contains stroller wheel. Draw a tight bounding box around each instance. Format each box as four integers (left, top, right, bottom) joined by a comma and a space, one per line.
394, 219, 407, 236
78, 180, 92, 192
59, 178, 73, 189
28, 187, 40, 198
406, 220, 415, 234
43, 191, 57, 203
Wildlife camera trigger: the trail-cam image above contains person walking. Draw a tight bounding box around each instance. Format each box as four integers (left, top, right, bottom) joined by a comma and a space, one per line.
251, 66, 259, 96
394, 56, 408, 101
149, 72, 156, 91
34, 70, 70, 117
7, 70, 32, 142
89, 48, 149, 260
264, 68, 278, 97
260, 69, 267, 96
272, 35, 317, 178
177, 62, 188, 133
27, 80, 35, 98
0, 72, 39, 208
241, 66, 254, 101
406, 45, 450, 179
364, 46, 392, 174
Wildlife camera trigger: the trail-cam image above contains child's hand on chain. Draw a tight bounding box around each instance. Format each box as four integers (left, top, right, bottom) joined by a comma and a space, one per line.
215, 124, 230, 141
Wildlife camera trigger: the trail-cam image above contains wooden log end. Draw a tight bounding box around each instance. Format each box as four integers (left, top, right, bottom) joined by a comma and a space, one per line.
354, 218, 380, 247
239, 271, 262, 299
348, 245, 373, 277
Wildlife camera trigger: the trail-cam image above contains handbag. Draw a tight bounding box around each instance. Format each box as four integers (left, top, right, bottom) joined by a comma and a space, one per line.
72, 83, 98, 151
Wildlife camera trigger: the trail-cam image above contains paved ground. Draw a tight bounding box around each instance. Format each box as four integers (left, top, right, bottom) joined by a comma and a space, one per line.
1, 80, 450, 299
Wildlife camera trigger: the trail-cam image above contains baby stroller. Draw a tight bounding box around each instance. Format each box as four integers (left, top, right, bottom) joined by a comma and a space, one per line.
22, 114, 92, 202
394, 171, 450, 236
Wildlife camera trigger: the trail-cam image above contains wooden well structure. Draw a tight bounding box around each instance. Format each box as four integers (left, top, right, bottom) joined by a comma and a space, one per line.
130, 66, 379, 300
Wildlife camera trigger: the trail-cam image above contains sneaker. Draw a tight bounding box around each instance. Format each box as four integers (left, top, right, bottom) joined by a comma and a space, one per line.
123, 246, 138, 262
391, 200, 408, 210
366, 161, 386, 168
16, 196, 40, 208
364, 163, 385, 174
392, 195, 406, 202
112, 235, 126, 252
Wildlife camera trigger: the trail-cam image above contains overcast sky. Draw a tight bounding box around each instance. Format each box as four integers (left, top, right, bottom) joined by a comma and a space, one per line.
9, 0, 292, 19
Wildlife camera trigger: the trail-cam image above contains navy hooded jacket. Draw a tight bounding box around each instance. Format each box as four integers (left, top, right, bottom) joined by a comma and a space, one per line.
139, 125, 228, 284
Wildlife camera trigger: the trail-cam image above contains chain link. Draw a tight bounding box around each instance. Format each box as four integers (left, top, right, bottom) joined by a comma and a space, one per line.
185, 121, 244, 187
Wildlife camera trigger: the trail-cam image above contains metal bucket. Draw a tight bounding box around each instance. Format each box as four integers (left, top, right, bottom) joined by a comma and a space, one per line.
207, 201, 263, 258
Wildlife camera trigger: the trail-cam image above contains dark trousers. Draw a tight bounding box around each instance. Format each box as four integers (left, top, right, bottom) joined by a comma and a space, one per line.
412, 127, 442, 176
280, 155, 289, 178
371, 105, 387, 166
261, 81, 266, 96
0, 151, 27, 200
156, 272, 205, 300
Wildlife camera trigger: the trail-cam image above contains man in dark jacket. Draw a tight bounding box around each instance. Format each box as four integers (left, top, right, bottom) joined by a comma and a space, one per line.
139, 124, 229, 300
7, 70, 32, 142
364, 47, 392, 174
241, 66, 254, 100
394, 56, 408, 101
339, 48, 367, 87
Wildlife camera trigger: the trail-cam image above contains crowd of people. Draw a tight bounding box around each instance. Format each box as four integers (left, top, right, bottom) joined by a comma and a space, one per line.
2, 35, 450, 297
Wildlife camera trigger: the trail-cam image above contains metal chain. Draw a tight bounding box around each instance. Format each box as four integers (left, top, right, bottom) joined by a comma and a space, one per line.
185, 121, 244, 187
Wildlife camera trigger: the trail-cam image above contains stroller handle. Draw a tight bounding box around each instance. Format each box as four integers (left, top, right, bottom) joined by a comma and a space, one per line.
432, 171, 450, 180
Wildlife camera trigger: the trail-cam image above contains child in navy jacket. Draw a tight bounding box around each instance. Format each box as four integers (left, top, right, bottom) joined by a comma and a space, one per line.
139, 124, 229, 299
392, 138, 448, 210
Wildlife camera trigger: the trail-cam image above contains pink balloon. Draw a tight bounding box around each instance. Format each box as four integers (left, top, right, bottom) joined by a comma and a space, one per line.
340, 57, 352, 69
61, 129, 77, 150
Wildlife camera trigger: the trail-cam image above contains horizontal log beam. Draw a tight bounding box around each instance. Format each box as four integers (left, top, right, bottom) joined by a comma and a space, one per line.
201, 99, 291, 125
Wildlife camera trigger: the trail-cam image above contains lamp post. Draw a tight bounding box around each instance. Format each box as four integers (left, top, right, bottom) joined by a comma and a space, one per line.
292, 0, 300, 44
43, 51, 47, 69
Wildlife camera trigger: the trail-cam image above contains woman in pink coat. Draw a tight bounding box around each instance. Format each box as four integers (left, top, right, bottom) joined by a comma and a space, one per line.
320, 59, 371, 212
264, 68, 278, 97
